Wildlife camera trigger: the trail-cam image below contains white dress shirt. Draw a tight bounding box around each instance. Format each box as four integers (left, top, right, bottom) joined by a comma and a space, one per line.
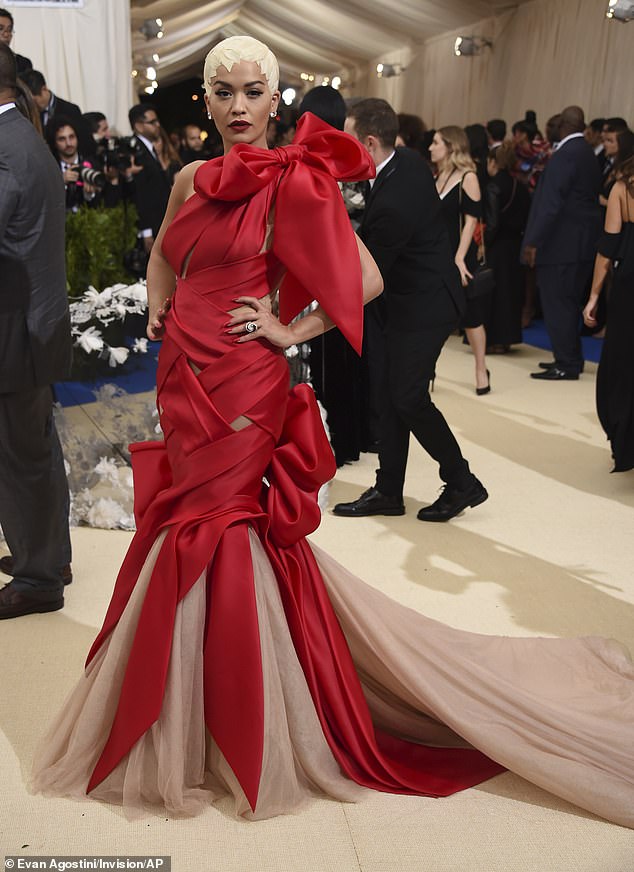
555, 132, 585, 150
370, 151, 396, 187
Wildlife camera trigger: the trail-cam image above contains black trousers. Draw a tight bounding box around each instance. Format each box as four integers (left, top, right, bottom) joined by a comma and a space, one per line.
537, 260, 594, 375
0, 385, 71, 593
376, 318, 472, 499
360, 295, 387, 448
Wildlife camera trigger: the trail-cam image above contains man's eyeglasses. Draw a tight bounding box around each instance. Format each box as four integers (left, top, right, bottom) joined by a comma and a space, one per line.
0, 26, 14, 35
143, 118, 160, 125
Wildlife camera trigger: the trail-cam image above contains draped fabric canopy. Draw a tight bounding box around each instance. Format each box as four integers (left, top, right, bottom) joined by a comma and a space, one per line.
132, 0, 633, 129
130, 0, 531, 87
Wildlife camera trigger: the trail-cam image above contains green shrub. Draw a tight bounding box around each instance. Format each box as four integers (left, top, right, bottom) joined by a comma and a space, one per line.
65, 203, 138, 296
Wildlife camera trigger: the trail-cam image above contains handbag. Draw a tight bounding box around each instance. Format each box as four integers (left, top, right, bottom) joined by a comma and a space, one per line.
459, 174, 495, 300
469, 261, 495, 299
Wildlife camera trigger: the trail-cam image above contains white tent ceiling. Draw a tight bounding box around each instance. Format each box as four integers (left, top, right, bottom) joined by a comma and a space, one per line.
130, 0, 530, 88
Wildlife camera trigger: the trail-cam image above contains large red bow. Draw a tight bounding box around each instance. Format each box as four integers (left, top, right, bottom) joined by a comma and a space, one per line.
194, 113, 375, 354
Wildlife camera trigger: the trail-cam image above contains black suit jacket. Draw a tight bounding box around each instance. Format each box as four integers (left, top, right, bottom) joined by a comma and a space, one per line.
359, 147, 464, 331
0, 107, 71, 392
524, 136, 601, 265
15, 54, 32, 76
131, 139, 172, 238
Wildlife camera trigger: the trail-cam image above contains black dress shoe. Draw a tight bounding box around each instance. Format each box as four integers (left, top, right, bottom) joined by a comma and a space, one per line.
417, 478, 488, 522
538, 361, 584, 373
0, 554, 72, 585
0, 580, 63, 620
530, 367, 579, 380
333, 487, 405, 517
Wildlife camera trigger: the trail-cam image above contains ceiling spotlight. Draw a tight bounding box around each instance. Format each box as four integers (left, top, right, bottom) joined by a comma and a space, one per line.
331, 76, 342, 90
281, 87, 296, 106
375, 63, 405, 78
454, 36, 493, 56
606, 0, 634, 20
146, 66, 157, 81
152, 53, 160, 63
140, 18, 164, 40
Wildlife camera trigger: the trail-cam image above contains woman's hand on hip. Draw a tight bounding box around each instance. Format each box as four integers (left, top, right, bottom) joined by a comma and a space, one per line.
228, 296, 295, 348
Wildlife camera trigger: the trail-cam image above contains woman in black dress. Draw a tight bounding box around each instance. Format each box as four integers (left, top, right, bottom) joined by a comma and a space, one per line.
484, 143, 530, 351
583, 158, 634, 471
430, 126, 490, 394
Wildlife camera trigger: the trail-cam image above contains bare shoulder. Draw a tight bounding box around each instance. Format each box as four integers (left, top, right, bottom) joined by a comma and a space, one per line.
173, 159, 206, 202
462, 170, 481, 200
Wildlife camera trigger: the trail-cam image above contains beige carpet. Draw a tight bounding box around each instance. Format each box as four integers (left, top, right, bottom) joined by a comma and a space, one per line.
1, 336, 633, 872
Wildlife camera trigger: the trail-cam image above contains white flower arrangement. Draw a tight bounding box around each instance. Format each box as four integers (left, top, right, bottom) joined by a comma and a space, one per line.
69, 281, 149, 374
340, 181, 366, 214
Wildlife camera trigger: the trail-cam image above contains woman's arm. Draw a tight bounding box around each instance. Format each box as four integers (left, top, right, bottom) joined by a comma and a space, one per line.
583, 183, 624, 327
146, 160, 204, 340
231, 233, 384, 348
455, 171, 481, 286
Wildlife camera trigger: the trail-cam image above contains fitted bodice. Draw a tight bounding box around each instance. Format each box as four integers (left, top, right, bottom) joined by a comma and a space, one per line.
162, 179, 284, 283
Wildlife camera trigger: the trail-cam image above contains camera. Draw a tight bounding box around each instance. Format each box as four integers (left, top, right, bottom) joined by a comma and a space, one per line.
96, 135, 144, 173
76, 165, 106, 189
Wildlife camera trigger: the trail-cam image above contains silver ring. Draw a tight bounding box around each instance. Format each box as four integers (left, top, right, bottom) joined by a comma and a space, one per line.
245, 321, 258, 333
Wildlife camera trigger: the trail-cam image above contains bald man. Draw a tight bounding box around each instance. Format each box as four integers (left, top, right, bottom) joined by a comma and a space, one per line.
523, 106, 601, 380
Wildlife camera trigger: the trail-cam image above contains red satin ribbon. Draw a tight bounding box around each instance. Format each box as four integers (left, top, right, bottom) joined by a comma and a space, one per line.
194, 112, 375, 354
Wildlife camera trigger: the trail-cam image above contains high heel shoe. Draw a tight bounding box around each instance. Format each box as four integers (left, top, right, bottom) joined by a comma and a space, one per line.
476, 369, 491, 396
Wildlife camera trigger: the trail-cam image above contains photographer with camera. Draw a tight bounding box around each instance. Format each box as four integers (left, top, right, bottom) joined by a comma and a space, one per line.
82, 110, 130, 193
46, 115, 118, 212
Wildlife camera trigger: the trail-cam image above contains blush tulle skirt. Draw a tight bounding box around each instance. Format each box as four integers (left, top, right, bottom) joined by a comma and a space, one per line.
31, 528, 634, 826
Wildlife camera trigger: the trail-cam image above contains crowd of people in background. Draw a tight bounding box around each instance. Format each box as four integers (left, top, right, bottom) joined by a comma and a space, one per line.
2, 0, 632, 474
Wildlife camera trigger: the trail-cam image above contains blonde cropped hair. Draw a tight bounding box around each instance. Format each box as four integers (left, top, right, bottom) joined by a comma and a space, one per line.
203, 35, 279, 96
438, 125, 476, 175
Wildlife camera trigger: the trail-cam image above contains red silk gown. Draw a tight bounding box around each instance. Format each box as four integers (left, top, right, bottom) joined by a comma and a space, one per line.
32, 115, 634, 826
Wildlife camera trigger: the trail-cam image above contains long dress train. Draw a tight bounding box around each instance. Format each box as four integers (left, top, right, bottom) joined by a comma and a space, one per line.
32, 114, 634, 827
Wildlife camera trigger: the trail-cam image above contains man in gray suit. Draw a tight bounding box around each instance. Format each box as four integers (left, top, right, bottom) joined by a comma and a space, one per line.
0, 43, 72, 618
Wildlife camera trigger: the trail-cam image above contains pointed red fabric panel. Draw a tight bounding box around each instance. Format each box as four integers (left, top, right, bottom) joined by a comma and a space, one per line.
194, 112, 375, 353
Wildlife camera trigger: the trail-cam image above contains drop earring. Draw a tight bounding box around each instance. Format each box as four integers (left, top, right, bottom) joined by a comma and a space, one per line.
270, 111, 277, 118
207, 112, 212, 120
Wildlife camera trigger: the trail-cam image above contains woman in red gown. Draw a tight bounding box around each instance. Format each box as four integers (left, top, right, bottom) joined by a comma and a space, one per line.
32, 37, 634, 827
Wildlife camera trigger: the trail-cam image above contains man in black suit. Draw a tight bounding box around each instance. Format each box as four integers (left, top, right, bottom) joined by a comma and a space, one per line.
127, 103, 172, 256
523, 106, 602, 380
21, 68, 94, 156
333, 98, 488, 522
0, 44, 72, 618
0, 8, 31, 75
584, 117, 607, 174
